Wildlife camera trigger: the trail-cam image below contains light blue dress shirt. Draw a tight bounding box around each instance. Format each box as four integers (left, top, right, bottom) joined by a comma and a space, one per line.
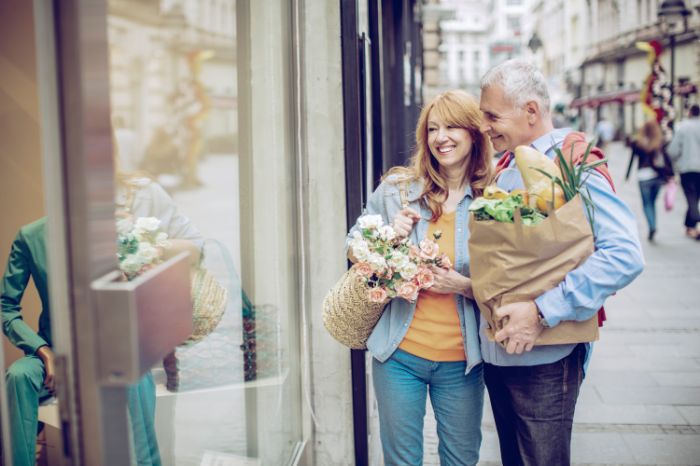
480, 128, 645, 367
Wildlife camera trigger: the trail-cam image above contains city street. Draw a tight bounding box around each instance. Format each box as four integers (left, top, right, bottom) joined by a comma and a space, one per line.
421, 141, 700, 465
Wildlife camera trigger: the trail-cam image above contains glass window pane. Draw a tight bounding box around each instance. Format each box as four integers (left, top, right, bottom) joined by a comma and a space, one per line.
107, 1, 302, 464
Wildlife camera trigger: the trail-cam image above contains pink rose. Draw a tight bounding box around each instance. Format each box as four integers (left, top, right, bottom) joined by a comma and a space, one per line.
437, 254, 452, 269
397, 282, 420, 302
408, 245, 421, 259
367, 287, 388, 303
419, 239, 439, 260
415, 268, 435, 289
354, 262, 374, 277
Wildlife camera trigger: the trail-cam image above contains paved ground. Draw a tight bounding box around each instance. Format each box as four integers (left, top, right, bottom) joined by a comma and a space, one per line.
422, 141, 700, 465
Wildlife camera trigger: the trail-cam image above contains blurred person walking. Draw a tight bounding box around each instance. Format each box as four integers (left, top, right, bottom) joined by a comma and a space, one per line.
625, 120, 674, 241
346, 90, 492, 466
666, 104, 700, 240
595, 116, 615, 149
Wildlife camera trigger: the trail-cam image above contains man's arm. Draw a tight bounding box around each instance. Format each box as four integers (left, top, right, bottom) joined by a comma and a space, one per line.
534, 172, 645, 326
494, 172, 645, 353
1, 231, 49, 355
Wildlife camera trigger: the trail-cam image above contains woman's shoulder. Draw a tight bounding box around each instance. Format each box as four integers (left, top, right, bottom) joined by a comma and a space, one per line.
381, 169, 423, 191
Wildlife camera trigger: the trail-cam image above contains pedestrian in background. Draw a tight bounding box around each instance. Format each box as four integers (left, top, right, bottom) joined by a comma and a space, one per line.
478, 58, 644, 466
595, 115, 615, 149
625, 119, 674, 241
666, 104, 700, 240
346, 90, 492, 465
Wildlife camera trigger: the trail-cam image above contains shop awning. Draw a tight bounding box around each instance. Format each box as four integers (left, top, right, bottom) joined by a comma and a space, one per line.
569, 82, 697, 109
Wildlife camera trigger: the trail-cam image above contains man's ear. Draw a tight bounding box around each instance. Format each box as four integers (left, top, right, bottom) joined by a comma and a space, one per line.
524, 100, 540, 125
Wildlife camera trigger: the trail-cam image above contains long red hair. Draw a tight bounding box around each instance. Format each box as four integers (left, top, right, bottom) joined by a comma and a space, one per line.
386, 90, 493, 221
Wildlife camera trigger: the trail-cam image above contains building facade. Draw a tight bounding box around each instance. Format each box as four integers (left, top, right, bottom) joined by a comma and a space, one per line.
424, 0, 534, 97
528, 0, 700, 136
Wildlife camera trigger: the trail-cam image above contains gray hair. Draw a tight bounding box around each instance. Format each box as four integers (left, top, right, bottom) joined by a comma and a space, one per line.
480, 59, 550, 114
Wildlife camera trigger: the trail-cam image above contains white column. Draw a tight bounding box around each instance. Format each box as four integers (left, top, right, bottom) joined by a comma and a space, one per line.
300, 1, 354, 465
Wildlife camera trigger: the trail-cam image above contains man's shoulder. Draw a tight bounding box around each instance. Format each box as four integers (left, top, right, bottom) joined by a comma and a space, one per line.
677, 118, 700, 132
19, 217, 47, 241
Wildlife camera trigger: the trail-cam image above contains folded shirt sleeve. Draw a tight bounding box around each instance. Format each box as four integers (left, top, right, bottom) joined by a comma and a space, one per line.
535, 172, 645, 326
1, 231, 49, 355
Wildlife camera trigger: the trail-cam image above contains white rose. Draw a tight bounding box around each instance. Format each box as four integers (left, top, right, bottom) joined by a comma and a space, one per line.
388, 251, 409, 269
120, 256, 143, 275
367, 253, 387, 270
358, 214, 383, 231
399, 261, 419, 280
134, 217, 161, 232
137, 243, 161, 261
351, 241, 370, 261
378, 225, 397, 242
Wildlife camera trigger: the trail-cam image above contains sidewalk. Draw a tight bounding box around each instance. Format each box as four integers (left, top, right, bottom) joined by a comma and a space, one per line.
424, 141, 700, 465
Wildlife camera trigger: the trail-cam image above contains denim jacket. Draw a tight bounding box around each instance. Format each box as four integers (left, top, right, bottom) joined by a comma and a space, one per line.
346, 174, 482, 374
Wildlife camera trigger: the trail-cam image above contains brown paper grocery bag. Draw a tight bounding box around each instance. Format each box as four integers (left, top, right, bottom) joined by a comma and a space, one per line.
468, 195, 599, 346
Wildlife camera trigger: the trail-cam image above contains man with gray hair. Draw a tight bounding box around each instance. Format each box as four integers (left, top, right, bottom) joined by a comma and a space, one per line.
477, 59, 644, 465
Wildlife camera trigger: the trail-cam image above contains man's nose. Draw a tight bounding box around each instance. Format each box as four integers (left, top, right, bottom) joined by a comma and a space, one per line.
479, 121, 490, 134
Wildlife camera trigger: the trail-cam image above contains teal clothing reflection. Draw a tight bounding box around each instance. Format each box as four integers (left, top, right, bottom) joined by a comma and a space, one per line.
1, 217, 161, 466
2, 218, 53, 466
128, 373, 161, 466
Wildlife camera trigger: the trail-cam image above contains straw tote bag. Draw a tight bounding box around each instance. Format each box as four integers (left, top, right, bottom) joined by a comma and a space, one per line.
183, 248, 228, 345
322, 183, 410, 349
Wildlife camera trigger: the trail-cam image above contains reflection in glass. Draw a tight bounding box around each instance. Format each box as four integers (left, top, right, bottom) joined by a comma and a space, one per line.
108, 1, 301, 464
1, 218, 53, 466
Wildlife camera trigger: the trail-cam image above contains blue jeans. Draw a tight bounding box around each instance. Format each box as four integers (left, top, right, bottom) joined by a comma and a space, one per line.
484, 343, 585, 466
372, 349, 484, 466
639, 177, 664, 233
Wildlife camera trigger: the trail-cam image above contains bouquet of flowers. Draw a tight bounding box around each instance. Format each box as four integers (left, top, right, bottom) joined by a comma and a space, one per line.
347, 214, 449, 303
116, 216, 170, 280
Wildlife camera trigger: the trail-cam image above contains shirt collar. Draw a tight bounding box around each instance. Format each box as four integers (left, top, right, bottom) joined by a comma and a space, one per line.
463, 184, 474, 199
530, 127, 573, 159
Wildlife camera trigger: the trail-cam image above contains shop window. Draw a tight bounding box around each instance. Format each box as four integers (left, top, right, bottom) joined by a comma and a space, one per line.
107, 1, 303, 464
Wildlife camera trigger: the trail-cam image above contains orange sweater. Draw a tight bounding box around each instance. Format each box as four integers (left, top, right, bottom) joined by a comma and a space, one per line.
399, 211, 465, 361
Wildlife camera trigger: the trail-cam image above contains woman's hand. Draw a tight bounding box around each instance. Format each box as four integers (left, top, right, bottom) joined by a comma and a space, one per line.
392, 207, 421, 238
36, 345, 56, 394
430, 267, 473, 299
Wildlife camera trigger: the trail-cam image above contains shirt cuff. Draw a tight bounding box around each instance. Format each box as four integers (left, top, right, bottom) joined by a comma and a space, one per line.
27, 336, 49, 356
534, 287, 572, 328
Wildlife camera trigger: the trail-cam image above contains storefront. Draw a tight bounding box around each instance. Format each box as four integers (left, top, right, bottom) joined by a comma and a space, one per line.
0, 1, 313, 464
1, 1, 424, 465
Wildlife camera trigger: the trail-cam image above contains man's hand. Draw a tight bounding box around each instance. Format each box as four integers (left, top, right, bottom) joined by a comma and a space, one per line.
430, 267, 473, 299
493, 301, 544, 354
36, 345, 56, 394
392, 207, 421, 238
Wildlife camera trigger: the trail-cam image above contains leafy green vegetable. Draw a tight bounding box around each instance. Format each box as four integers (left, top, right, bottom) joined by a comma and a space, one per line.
470, 193, 547, 226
